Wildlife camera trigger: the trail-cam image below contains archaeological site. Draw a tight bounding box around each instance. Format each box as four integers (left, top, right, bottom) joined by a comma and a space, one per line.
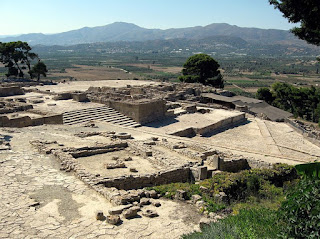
1, 77, 320, 238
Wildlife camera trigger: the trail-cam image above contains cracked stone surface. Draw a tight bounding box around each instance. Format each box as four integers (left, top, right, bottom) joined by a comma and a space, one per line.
0, 127, 201, 239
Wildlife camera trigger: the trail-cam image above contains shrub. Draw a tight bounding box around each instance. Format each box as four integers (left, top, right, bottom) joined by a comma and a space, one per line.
278, 178, 320, 238
182, 208, 281, 239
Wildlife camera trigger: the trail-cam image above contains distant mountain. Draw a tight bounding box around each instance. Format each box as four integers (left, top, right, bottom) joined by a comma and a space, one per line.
0, 22, 306, 46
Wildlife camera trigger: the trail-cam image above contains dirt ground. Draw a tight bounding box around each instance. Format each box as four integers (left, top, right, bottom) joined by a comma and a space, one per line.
49, 65, 139, 81
76, 149, 161, 178
29, 79, 160, 93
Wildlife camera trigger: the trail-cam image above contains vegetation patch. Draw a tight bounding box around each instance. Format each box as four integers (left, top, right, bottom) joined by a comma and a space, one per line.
150, 164, 297, 215
182, 208, 281, 239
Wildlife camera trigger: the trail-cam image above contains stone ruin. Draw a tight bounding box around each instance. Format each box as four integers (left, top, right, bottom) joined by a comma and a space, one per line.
0, 91, 63, 127
28, 128, 271, 225
0, 80, 283, 227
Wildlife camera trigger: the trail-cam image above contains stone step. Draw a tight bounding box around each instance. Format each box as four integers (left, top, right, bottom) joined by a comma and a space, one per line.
63, 109, 119, 117
62, 106, 140, 128
64, 107, 116, 115
63, 113, 123, 122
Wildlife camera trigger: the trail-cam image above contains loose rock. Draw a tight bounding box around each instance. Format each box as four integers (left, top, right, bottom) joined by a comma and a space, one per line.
106, 215, 121, 225
96, 211, 105, 221
142, 209, 159, 218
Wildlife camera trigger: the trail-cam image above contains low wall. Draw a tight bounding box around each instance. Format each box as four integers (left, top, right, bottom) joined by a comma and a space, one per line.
196, 113, 246, 135
43, 114, 63, 124
97, 167, 190, 190
0, 114, 63, 127
169, 113, 246, 137
169, 127, 196, 137
0, 86, 24, 97
220, 159, 250, 172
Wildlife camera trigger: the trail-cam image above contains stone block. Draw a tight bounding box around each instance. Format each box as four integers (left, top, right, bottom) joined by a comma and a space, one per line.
123, 206, 140, 219
198, 166, 208, 180
207, 155, 221, 170
142, 209, 159, 218
106, 215, 121, 225
191, 194, 202, 203
145, 151, 152, 157
95, 211, 105, 221
175, 190, 187, 201
108, 204, 132, 215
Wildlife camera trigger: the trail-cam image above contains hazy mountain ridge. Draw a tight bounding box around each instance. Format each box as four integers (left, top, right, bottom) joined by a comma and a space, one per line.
1, 22, 305, 46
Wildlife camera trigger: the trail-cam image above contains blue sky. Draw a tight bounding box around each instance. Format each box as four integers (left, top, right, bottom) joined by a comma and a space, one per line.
0, 0, 297, 35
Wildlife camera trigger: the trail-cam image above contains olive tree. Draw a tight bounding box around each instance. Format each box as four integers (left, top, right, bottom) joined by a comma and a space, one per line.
179, 54, 224, 88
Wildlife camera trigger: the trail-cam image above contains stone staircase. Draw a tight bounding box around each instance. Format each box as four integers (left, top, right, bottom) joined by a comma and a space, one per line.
63, 106, 141, 127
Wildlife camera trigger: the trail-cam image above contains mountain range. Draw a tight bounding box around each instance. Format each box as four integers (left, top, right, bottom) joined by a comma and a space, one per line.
0, 22, 306, 46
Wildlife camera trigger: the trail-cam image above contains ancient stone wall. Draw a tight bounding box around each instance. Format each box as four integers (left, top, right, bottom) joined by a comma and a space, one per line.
196, 113, 246, 135
169, 127, 196, 137
98, 167, 190, 190
219, 159, 250, 172
0, 86, 24, 97
170, 113, 246, 137
0, 114, 63, 127
108, 99, 166, 124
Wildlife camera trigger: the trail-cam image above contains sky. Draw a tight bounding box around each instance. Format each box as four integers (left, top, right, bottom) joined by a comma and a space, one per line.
0, 0, 298, 36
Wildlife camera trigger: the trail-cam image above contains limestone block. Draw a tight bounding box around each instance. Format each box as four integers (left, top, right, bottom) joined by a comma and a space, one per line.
199, 218, 212, 229
198, 166, 208, 180
191, 166, 208, 181
145, 190, 158, 199
124, 156, 132, 161
142, 209, 159, 218
129, 168, 138, 173
122, 206, 140, 219
207, 155, 221, 170
106, 215, 121, 225
182, 104, 197, 113
145, 151, 152, 157
140, 198, 151, 206
191, 195, 202, 203
196, 200, 205, 208
108, 204, 132, 215
152, 201, 161, 207
175, 190, 188, 201
95, 211, 105, 221
105, 161, 126, 169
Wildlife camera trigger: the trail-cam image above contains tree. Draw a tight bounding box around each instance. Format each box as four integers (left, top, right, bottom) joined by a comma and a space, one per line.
0, 41, 38, 78
256, 87, 275, 104
179, 54, 224, 88
30, 61, 48, 82
269, 0, 320, 46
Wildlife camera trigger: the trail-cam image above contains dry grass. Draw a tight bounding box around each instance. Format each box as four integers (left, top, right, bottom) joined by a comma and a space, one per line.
127, 63, 182, 74
48, 65, 139, 81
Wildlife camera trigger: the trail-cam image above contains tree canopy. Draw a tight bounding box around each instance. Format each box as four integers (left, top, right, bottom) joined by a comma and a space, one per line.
257, 83, 320, 123
179, 53, 224, 88
0, 41, 44, 79
30, 61, 48, 82
269, 0, 320, 46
